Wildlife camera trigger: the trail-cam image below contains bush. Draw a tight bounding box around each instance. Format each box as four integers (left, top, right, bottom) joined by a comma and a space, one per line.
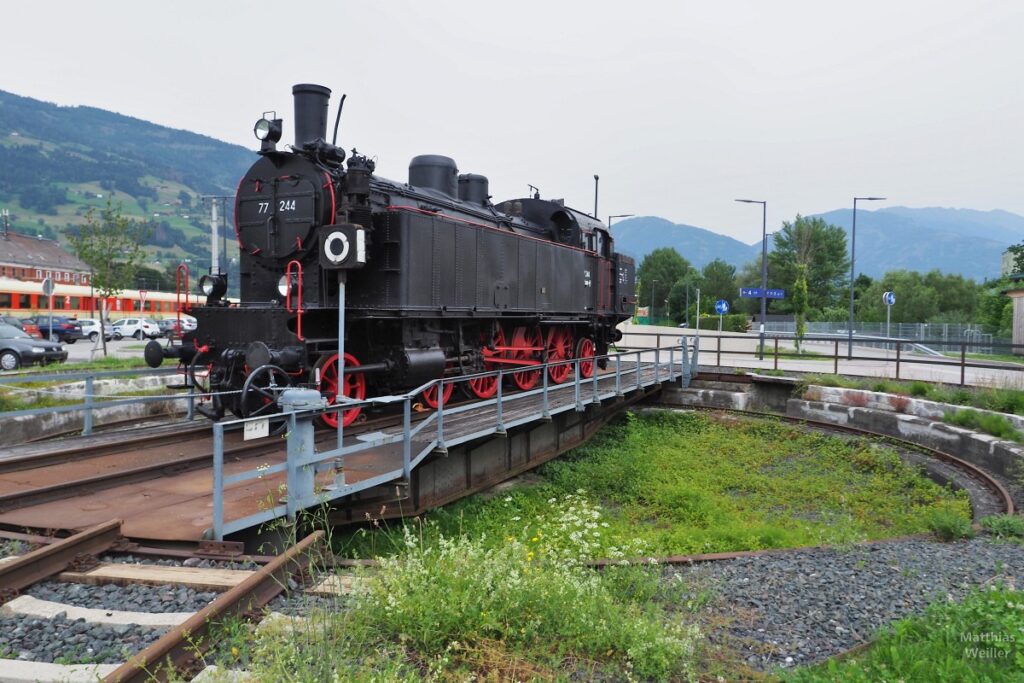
909, 381, 931, 397
980, 514, 1024, 539
926, 507, 974, 541
698, 313, 749, 332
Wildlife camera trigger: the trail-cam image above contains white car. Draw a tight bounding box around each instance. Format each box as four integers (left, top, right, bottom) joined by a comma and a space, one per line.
179, 314, 198, 332
78, 318, 114, 343
111, 318, 161, 340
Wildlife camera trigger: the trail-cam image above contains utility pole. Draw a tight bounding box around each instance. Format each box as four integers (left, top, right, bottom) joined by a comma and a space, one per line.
202, 195, 233, 276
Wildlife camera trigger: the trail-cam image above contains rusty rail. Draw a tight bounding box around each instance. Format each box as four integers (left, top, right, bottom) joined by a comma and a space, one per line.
0, 519, 122, 594
105, 530, 325, 683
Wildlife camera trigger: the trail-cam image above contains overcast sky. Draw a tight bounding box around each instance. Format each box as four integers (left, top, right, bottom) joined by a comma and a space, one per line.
1, 1, 1021, 243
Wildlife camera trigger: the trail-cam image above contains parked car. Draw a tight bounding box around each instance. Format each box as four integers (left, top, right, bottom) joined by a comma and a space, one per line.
111, 318, 161, 340
1, 316, 42, 340
34, 316, 86, 344
179, 314, 198, 333
78, 318, 115, 343
0, 322, 67, 370
157, 318, 182, 338
17, 318, 43, 339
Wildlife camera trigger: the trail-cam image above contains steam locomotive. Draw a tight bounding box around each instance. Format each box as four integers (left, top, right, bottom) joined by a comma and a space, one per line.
148, 84, 636, 426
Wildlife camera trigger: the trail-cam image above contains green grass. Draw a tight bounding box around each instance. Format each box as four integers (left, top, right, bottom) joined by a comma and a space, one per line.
945, 409, 1024, 442
784, 584, 1024, 682
338, 411, 970, 559
980, 514, 1024, 539
927, 507, 975, 541
210, 500, 702, 681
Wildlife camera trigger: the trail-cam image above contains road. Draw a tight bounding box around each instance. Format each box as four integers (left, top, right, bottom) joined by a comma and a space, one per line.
61, 336, 157, 363
619, 323, 1024, 389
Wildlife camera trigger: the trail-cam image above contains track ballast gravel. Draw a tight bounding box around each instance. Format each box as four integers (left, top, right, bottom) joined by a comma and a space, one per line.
27, 580, 220, 613
666, 536, 1024, 672
0, 613, 163, 664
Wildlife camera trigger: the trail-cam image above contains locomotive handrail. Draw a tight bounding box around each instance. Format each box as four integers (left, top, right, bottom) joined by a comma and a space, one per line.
207, 340, 693, 540
284, 259, 304, 341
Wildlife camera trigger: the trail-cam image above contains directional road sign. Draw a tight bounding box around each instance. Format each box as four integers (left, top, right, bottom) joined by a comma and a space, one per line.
740, 287, 785, 299
883, 291, 895, 306
715, 299, 730, 315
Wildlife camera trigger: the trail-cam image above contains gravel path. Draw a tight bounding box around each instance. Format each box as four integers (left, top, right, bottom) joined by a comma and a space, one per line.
666, 536, 1024, 672
0, 614, 163, 664
27, 581, 220, 613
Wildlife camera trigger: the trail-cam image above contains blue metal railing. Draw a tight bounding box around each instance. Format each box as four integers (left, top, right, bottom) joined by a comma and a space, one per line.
209, 338, 696, 540
0, 367, 189, 436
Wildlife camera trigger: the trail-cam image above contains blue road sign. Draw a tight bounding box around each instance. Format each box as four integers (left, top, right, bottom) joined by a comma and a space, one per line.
715, 299, 730, 315
883, 291, 896, 306
740, 288, 786, 299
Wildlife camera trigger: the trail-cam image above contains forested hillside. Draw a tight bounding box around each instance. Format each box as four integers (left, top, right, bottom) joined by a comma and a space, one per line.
0, 89, 254, 267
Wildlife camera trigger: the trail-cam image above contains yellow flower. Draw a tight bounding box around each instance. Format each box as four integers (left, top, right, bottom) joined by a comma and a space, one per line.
531, 536, 539, 543
231, 646, 240, 658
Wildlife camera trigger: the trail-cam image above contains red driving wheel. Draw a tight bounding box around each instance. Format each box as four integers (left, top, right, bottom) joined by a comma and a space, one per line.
316, 352, 366, 428
469, 327, 505, 399
511, 326, 543, 391
422, 379, 455, 409
576, 337, 596, 379
547, 326, 573, 384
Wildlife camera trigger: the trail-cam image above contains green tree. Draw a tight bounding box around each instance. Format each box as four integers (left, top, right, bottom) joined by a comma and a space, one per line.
793, 264, 809, 350
666, 271, 701, 326
733, 256, 765, 315
859, 270, 981, 324
768, 215, 849, 315
1006, 243, 1024, 275
636, 248, 692, 322
69, 199, 150, 356
697, 259, 737, 310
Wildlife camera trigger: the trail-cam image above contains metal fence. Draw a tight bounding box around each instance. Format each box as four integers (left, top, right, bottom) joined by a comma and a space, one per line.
0, 367, 190, 436
763, 321, 1000, 354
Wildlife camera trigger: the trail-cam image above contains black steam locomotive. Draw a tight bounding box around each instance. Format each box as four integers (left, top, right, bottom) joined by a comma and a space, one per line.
149, 84, 636, 426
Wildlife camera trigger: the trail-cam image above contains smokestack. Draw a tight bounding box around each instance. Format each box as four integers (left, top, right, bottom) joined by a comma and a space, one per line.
292, 84, 331, 148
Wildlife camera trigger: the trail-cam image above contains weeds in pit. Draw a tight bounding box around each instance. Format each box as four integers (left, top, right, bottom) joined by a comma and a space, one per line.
926, 506, 975, 541
981, 514, 1024, 539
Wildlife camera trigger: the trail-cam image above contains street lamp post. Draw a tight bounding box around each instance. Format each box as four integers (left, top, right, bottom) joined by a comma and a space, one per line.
736, 199, 767, 360
847, 197, 886, 359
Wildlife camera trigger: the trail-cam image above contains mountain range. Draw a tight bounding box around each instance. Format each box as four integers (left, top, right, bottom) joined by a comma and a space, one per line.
0, 88, 1018, 281
611, 207, 1023, 282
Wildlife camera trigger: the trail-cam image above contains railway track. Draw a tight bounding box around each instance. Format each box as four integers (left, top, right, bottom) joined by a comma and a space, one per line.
0, 408, 423, 521
0, 407, 1016, 679
0, 520, 330, 682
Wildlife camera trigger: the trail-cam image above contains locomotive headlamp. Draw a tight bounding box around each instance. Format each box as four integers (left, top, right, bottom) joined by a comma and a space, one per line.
199, 273, 227, 300
253, 117, 282, 143
277, 274, 295, 297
